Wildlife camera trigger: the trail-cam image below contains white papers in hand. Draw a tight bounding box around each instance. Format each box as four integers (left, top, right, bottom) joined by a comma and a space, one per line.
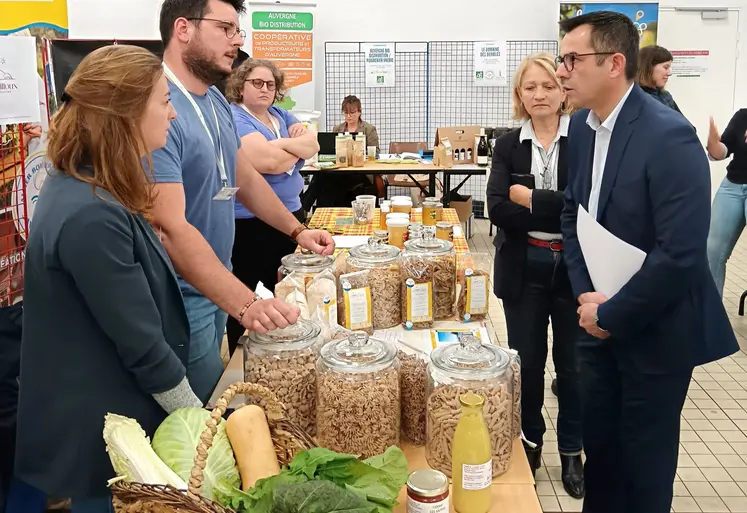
576, 206, 647, 298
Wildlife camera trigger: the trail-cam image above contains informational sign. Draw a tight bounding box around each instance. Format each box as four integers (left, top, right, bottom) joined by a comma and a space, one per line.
247, 2, 316, 111
362, 43, 395, 88
473, 41, 507, 87
559, 3, 659, 47
671, 50, 709, 78
0, 37, 40, 125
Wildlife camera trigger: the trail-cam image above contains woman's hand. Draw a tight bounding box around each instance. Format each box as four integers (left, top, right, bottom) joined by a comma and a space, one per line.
288, 124, 308, 138
707, 117, 727, 160
509, 184, 532, 208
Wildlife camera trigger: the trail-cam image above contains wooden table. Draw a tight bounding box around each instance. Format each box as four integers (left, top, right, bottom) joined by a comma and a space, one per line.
307, 207, 470, 253
209, 351, 542, 513
301, 161, 444, 198
396, 440, 542, 513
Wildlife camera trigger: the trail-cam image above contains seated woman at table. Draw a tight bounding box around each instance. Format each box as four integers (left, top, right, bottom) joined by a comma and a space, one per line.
16, 45, 202, 512
224, 58, 319, 355
302, 96, 381, 210
486, 52, 584, 499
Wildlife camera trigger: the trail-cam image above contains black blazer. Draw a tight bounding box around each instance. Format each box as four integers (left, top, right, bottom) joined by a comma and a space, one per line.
486, 127, 569, 302
16, 171, 190, 498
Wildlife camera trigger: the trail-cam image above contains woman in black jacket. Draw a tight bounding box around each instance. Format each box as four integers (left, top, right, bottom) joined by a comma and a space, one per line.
486, 52, 584, 499
15, 45, 202, 512
637, 45, 682, 113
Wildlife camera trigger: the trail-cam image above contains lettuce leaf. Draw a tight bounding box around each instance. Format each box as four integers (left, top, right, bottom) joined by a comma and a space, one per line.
271, 481, 376, 513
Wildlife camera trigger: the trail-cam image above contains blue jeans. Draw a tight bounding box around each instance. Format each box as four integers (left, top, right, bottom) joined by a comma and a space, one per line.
183, 295, 229, 404
707, 177, 747, 297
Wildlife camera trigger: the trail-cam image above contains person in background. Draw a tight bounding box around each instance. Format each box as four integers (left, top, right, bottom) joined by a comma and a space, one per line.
333, 95, 380, 149
153, 0, 333, 403
302, 95, 381, 210
706, 108, 747, 296
557, 11, 737, 512
486, 52, 584, 499
15, 45, 202, 513
224, 58, 319, 354
214, 48, 249, 97
637, 45, 682, 114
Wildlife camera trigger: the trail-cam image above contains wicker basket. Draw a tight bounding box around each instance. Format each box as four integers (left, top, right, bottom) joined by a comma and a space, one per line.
112, 382, 317, 513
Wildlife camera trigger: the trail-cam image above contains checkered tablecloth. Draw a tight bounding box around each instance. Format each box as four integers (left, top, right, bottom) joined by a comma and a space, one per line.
308, 207, 469, 253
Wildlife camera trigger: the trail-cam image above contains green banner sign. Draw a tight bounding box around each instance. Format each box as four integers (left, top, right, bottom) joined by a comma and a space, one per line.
252, 11, 313, 31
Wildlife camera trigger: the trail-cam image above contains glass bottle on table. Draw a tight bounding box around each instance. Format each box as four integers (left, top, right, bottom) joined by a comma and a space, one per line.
477, 128, 489, 167
452, 391, 493, 513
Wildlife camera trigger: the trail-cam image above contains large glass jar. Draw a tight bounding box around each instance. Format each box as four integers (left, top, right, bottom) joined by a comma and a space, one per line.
402, 231, 457, 322
316, 331, 401, 458
243, 319, 322, 435
347, 237, 402, 330
278, 250, 336, 285
426, 334, 514, 477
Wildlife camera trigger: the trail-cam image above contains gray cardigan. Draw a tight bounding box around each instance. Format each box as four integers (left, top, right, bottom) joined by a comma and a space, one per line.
15, 170, 190, 499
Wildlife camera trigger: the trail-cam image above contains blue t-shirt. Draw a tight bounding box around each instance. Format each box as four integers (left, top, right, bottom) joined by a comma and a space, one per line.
151, 84, 241, 299
230, 104, 304, 218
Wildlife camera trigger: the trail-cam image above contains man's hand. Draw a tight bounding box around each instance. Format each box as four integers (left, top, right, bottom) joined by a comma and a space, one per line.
23, 124, 42, 140
288, 124, 308, 138
242, 298, 300, 334
577, 292, 608, 305
509, 184, 532, 208
297, 229, 335, 256
577, 302, 610, 339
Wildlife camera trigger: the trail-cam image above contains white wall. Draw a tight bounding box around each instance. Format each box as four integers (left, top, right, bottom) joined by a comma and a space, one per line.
67, 0, 747, 115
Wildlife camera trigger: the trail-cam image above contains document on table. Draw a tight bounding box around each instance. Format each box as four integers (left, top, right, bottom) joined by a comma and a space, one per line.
577, 206, 647, 298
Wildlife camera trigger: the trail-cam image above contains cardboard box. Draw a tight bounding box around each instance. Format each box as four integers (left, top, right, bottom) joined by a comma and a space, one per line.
435, 126, 481, 164
433, 137, 454, 168
451, 195, 473, 223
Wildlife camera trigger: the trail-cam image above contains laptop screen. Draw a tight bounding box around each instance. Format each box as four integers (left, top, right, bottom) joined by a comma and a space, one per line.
317, 132, 338, 155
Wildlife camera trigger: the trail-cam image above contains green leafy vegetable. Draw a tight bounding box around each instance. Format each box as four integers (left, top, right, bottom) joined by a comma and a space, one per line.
152, 408, 240, 501
271, 481, 376, 513
216, 446, 408, 513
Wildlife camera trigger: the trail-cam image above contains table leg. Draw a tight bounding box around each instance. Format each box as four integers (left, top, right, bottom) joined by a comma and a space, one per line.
443, 173, 451, 208
429, 173, 436, 198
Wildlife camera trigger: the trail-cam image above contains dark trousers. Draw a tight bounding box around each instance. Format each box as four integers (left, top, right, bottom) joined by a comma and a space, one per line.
502, 245, 583, 454
225, 209, 304, 355
579, 339, 692, 513
0, 303, 23, 512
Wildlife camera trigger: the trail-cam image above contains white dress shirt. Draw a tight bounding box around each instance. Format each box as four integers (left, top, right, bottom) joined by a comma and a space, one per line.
586, 84, 635, 220
520, 115, 570, 241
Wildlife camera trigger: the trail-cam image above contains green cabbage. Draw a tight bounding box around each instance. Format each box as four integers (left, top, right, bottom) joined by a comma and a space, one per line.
151, 408, 240, 501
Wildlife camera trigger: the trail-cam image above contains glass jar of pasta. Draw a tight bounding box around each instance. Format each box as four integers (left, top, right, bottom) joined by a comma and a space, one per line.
347, 237, 402, 329
425, 334, 514, 478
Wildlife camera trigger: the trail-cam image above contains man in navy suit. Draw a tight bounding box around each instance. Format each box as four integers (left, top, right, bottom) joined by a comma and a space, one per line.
557, 11, 739, 513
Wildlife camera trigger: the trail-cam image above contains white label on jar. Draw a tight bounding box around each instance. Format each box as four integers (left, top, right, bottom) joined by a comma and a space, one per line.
406, 495, 449, 513
467, 275, 488, 315
324, 297, 338, 327
344, 287, 372, 329
462, 461, 492, 490
406, 280, 433, 323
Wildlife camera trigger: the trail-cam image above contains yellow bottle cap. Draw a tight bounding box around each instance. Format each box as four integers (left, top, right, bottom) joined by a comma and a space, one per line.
459, 391, 485, 407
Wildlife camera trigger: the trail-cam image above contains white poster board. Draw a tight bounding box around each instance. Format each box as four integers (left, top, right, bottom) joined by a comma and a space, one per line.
0, 36, 40, 125
362, 43, 396, 88
473, 41, 507, 87
671, 50, 709, 79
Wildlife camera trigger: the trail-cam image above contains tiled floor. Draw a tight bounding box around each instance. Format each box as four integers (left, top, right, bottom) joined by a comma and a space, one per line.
468, 218, 747, 513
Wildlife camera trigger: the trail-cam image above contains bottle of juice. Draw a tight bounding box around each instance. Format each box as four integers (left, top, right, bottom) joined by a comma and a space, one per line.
452, 391, 492, 513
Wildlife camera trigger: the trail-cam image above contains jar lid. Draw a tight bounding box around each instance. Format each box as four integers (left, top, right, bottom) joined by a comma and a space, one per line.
387, 212, 409, 219
407, 469, 449, 497
387, 218, 409, 228
404, 229, 453, 254
392, 198, 413, 206
430, 333, 509, 379
435, 221, 453, 229
423, 200, 442, 208
320, 331, 397, 373
280, 251, 335, 273
391, 196, 411, 203
246, 318, 322, 351
349, 237, 400, 264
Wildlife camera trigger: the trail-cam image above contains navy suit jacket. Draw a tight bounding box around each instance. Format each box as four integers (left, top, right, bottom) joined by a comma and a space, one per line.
561, 84, 738, 373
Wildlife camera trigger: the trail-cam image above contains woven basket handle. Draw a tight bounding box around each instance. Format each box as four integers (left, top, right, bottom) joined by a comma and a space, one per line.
187, 382, 286, 497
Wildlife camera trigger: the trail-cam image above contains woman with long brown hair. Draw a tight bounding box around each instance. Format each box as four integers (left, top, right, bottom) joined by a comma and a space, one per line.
15, 45, 202, 512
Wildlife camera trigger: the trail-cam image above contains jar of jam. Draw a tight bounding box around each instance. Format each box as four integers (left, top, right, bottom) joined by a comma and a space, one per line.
435, 221, 454, 241
406, 469, 450, 513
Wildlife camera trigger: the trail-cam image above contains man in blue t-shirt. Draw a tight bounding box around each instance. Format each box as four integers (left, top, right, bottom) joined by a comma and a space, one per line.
152, 0, 334, 403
